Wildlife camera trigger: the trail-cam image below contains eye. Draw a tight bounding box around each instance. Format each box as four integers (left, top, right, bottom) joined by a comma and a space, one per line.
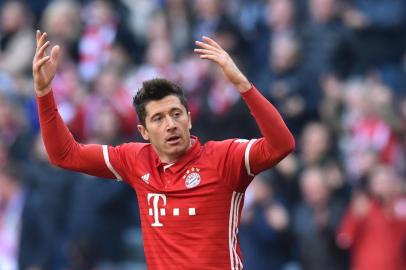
152, 115, 162, 122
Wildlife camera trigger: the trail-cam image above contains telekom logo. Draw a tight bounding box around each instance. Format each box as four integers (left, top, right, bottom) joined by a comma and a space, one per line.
147, 193, 196, 227
148, 193, 166, 227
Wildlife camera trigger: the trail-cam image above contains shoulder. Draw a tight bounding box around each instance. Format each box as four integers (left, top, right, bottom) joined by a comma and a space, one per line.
109, 142, 151, 157
203, 138, 254, 155
117, 142, 150, 150
204, 138, 251, 149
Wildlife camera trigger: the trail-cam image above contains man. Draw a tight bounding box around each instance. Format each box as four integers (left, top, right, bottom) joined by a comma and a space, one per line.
33, 30, 295, 269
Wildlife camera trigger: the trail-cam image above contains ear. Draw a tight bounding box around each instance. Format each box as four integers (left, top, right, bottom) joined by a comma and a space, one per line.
188, 112, 192, 130
137, 125, 149, 141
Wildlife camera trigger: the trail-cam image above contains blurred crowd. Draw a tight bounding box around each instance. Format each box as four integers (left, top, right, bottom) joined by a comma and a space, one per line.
0, 0, 406, 269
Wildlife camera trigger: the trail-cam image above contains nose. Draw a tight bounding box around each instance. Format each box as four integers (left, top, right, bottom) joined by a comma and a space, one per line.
165, 115, 176, 130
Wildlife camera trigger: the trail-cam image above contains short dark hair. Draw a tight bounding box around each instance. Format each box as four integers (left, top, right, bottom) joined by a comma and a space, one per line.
133, 78, 189, 127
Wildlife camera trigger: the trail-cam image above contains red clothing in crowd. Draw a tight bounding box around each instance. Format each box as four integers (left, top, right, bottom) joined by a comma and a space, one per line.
338, 198, 406, 270
37, 85, 294, 269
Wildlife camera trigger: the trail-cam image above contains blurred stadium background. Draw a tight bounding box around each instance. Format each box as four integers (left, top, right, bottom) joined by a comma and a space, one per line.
0, 0, 406, 269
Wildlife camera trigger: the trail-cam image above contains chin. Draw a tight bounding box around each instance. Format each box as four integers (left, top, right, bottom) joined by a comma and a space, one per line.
167, 144, 188, 156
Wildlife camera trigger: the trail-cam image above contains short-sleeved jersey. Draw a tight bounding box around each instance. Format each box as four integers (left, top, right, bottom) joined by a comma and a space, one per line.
103, 136, 257, 269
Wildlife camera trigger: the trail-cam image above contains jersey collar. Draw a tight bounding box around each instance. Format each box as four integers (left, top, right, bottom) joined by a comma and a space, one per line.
154, 135, 202, 172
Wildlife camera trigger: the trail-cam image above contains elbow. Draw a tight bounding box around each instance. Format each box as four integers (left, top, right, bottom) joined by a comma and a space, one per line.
277, 133, 296, 160
278, 132, 295, 155
286, 133, 296, 153
47, 154, 68, 168
48, 156, 63, 167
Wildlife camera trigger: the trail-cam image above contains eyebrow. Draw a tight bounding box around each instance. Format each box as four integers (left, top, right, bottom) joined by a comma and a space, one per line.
149, 107, 183, 120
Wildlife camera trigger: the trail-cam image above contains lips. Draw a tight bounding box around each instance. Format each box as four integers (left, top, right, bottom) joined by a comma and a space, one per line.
166, 135, 181, 145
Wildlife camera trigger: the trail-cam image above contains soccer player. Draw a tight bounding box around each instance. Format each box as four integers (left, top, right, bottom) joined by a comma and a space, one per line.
33, 30, 295, 269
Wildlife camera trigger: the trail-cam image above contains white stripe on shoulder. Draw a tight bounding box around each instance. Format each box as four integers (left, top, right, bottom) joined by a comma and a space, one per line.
244, 139, 257, 177
102, 145, 123, 181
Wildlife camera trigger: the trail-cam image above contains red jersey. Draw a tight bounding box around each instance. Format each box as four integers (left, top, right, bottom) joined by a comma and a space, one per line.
105, 136, 257, 269
37, 86, 295, 269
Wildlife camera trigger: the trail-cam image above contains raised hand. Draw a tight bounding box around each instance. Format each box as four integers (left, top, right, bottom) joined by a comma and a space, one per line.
32, 30, 60, 97
194, 36, 251, 93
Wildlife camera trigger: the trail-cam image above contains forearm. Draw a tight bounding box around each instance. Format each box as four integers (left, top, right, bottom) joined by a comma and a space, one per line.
37, 91, 114, 178
232, 76, 251, 94
241, 86, 295, 172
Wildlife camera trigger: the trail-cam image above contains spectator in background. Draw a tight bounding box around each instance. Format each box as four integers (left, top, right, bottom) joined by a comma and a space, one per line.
299, 122, 332, 167
341, 79, 404, 182
125, 39, 179, 92
65, 171, 136, 269
293, 167, 348, 270
337, 165, 406, 270
78, 0, 140, 82
192, 0, 229, 40
75, 66, 137, 141
20, 134, 73, 270
248, 0, 298, 91
40, 0, 81, 60
318, 73, 344, 134
240, 172, 291, 270
342, 0, 406, 90
18, 135, 76, 270
267, 35, 314, 132
119, 0, 157, 46
0, 160, 57, 270
0, 162, 25, 270
301, 0, 354, 78
0, 1, 35, 76
0, 94, 26, 152
162, 0, 193, 56
269, 154, 301, 209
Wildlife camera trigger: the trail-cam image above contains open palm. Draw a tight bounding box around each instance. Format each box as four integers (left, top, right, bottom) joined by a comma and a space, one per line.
32, 30, 60, 96
194, 36, 250, 93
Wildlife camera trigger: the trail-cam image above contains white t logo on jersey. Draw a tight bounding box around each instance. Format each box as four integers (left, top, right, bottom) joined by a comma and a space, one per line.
147, 193, 197, 227
148, 193, 167, 227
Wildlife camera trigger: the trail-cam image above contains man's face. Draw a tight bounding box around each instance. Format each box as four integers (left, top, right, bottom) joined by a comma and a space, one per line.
138, 95, 192, 163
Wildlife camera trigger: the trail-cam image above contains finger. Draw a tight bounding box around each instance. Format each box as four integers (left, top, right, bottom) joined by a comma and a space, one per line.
194, 48, 219, 56
36, 30, 41, 44
36, 41, 50, 59
199, 54, 218, 63
50, 45, 60, 66
33, 56, 50, 72
36, 32, 47, 50
195, 40, 220, 53
202, 36, 223, 50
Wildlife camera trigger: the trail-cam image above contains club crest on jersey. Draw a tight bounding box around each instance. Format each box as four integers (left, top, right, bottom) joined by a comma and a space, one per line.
183, 167, 201, 189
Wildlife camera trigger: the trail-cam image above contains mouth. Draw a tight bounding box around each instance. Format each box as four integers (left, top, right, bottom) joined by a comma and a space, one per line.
166, 135, 181, 145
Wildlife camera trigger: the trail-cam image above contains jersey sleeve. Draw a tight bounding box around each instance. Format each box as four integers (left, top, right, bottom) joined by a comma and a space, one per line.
104, 143, 144, 182
37, 90, 142, 181
240, 85, 295, 174
37, 90, 116, 179
213, 139, 256, 192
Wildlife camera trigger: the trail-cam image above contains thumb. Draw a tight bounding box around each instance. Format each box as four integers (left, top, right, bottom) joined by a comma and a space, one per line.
50, 45, 60, 66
